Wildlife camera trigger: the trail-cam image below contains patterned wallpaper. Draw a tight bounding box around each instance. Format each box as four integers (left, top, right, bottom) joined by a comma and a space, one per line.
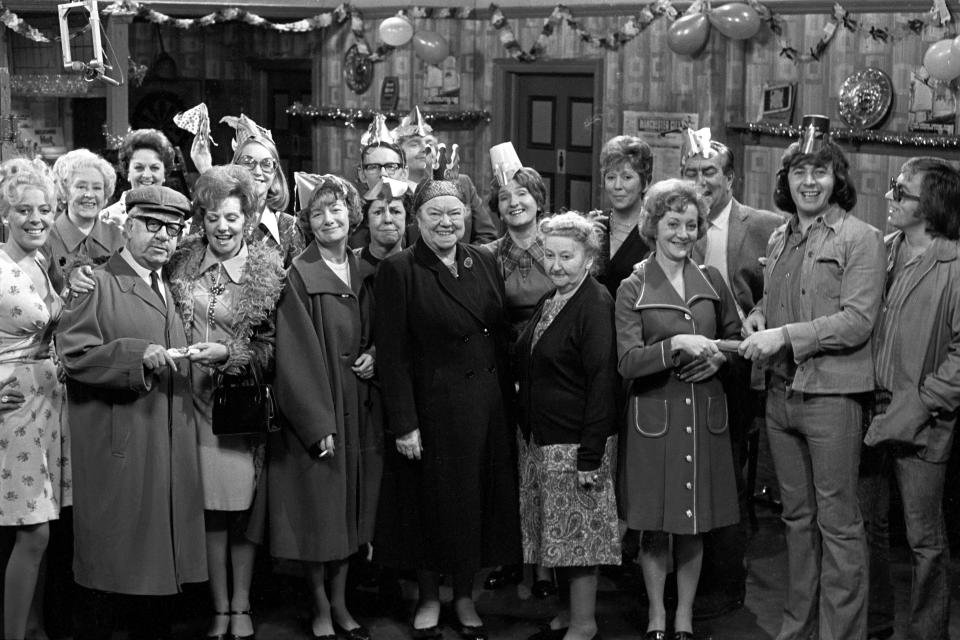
118, 8, 952, 228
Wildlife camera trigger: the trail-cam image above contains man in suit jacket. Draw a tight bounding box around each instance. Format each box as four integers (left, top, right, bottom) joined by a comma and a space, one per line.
682, 138, 784, 619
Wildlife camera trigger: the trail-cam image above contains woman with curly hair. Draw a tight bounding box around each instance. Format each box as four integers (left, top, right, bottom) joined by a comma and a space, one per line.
266, 174, 380, 640
100, 128, 177, 226
166, 164, 285, 640
44, 149, 124, 291
596, 135, 654, 299
615, 179, 741, 640
0, 159, 71, 640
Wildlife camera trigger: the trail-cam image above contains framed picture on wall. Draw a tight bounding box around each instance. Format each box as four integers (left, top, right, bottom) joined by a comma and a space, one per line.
907, 71, 956, 136
758, 82, 796, 123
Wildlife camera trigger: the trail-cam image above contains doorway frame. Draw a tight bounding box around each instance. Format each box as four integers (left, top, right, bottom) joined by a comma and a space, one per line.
491, 58, 605, 210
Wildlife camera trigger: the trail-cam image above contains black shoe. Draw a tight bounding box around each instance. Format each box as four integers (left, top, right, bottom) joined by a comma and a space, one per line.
229, 610, 255, 640
643, 632, 666, 640
454, 624, 487, 640
528, 627, 567, 640
410, 626, 442, 640
333, 622, 371, 640
531, 579, 558, 599
483, 565, 523, 590
673, 632, 694, 640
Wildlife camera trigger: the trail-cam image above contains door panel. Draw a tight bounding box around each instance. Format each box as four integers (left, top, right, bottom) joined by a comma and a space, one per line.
266, 67, 312, 179
515, 73, 595, 212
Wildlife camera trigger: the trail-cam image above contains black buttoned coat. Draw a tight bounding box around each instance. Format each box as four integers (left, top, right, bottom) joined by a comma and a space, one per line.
373, 239, 521, 574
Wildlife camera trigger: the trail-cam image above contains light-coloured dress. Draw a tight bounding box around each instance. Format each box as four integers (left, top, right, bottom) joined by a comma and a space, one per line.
190, 247, 263, 511
0, 249, 70, 526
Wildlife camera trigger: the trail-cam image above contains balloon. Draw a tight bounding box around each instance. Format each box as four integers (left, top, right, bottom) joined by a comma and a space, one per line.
379, 15, 413, 47
667, 13, 711, 57
709, 3, 761, 40
925, 39, 960, 81
412, 30, 450, 65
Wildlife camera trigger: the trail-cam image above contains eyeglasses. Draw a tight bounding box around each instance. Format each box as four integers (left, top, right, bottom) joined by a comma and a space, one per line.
889, 178, 921, 203
237, 156, 278, 173
134, 215, 185, 237
362, 162, 402, 175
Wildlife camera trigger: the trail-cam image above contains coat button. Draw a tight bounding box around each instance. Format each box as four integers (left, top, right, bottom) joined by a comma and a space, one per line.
685, 454, 692, 462
685, 509, 693, 518
686, 482, 692, 490
463, 336, 470, 343
685, 398, 691, 405
684, 313, 691, 320
482, 328, 490, 336
685, 426, 692, 434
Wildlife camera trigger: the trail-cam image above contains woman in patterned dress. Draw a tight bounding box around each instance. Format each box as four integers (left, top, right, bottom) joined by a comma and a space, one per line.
516, 212, 620, 640
167, 165, 285, 640
0, 159, 70, 640
615, 180, 740, 640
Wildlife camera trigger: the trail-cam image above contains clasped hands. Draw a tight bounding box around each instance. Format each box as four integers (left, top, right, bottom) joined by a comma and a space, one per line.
671, 334, 725, 383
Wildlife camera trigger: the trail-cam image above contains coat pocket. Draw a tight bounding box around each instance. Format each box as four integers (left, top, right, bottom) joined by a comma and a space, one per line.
814, 245, 845, 299
633, 397, 669, 437
110, 405, 130, 457
706, 395, 729, 434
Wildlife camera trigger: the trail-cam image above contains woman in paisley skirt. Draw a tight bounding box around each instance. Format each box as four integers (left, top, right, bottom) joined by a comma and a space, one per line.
515, 212, 621, 640
0, 159, 70, 640
167, 165, 285, 640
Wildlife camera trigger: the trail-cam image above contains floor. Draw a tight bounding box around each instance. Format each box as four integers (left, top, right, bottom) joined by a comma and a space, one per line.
164, 509, 960, 640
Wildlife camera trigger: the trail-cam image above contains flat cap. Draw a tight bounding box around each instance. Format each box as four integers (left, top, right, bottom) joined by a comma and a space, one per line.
125, 185, 191, 219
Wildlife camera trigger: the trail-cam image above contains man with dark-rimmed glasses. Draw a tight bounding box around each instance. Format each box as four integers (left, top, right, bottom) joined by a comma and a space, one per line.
57, 184, 206, 640
859, 156, 960, 640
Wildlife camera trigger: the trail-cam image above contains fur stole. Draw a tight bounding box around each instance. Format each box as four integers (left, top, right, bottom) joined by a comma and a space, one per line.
167, 235, 286, 374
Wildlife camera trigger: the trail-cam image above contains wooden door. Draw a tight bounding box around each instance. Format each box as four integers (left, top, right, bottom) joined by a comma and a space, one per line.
266, 66, 312, 179
513, 73, 596, 213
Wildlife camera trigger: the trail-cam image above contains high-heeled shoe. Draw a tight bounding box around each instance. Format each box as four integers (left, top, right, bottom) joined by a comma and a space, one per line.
229, 610, 255, 640
672, 631, 695, 640
205, 611, 230, 640
483, 564, 523, 590
454, 623, 487, 640
333, 622, 371, 640
410, 625, 442, 640
643, 631, 666, 640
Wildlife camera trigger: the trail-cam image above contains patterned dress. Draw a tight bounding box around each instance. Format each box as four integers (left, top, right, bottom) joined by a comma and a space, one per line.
0, 249, 69, 526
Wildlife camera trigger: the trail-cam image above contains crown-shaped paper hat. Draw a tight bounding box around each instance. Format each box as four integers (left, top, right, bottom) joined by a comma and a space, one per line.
680, 127, 717, 161
489, 141, 523, 186
173, 103, 217, 147
797, 115, 830, 154
361, 113, 396, 147
363, 177, 411, 201
221, 114, 274, 151
431, 142, 460, 181
393, 105, 433, 139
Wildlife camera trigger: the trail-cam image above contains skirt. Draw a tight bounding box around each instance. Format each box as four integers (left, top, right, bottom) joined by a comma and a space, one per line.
519, 434, 621, 568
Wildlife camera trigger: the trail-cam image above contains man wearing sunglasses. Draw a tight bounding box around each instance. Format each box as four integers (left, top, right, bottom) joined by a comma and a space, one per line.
56, 185, 206, 640
859, 157, 960, 640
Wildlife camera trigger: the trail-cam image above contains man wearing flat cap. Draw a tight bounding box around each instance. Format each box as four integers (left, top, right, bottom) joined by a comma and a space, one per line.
56, 185, 206, 640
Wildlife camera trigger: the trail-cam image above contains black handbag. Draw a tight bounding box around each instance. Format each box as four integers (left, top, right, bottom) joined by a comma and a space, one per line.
211, 364, 279, 436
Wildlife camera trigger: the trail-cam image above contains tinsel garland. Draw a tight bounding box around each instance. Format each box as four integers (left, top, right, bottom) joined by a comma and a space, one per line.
489, 1, 676, 62
729, 121, 960, 149
286, 103, 491, 127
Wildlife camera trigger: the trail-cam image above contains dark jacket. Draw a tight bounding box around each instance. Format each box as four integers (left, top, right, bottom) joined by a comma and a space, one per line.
264, 242, 381, 562
373, 239, 520, 573
692, 199, 784, 314
43, 214, 125, 292
516, 276, 618, 471
596, 217, 652, 299
864, 234, 960, 462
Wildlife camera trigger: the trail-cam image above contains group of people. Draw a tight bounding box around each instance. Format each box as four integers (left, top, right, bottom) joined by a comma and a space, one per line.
0, 105, 955, 640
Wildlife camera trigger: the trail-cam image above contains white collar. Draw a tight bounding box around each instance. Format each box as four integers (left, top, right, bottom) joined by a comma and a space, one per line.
707, 199, 733, 231
258, 208, 282, 245
119, 246, 160, 284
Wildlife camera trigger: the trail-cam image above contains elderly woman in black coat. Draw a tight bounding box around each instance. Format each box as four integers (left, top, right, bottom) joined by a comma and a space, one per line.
374, 178, 520, 640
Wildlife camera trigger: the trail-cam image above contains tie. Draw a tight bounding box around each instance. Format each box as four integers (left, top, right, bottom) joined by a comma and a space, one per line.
150, 271, 165, 305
